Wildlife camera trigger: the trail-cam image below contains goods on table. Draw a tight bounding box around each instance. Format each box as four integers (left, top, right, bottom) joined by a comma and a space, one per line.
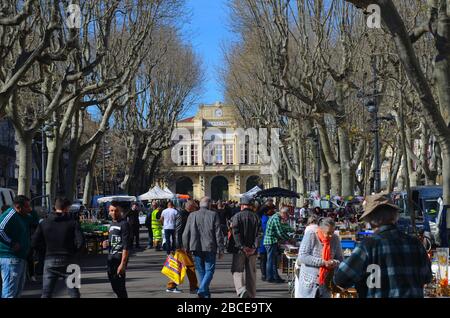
425, 276, 450, 297
436, 248, 449, 296
332, 288, 358, 298
437, 278, 450, 297
80, 221, 109, 234
343, 249, 353, 257
424, 248, 450, 297
326, 269, 358, 298
81, 221, 109, 255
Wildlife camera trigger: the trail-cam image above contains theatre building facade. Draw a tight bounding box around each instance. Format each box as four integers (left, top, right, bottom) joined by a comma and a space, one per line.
162, 103, 272, 201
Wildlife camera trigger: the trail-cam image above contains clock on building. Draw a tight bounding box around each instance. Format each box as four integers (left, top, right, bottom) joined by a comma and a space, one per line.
215, 108, 223, 118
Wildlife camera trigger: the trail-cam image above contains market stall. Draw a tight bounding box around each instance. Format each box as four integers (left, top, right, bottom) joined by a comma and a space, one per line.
255, 187, 301, 293
97, 195, 137, 204
334, 221, 369, 257
255, 187, 300, 199
163, 187, 175, 197
138, 186, 174, 201
83, 195, 137, 255
235, 186, 262, 199
81, 221, 109, 255
281, 244, 299, 297
425, 248, 450, 297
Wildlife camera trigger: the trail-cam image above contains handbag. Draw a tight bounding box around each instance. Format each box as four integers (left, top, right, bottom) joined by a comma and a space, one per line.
161, 254, 187, 285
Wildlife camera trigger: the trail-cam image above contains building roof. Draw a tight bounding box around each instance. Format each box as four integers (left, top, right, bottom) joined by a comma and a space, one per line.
178, 116, 195, 123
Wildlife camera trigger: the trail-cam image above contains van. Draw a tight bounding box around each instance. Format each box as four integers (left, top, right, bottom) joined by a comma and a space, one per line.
0, 188, 15, 209
392, 186, 442, 218
391, 186, 443, 245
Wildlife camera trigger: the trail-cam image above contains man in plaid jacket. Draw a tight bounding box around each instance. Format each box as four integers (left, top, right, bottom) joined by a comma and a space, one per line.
263, 207, 294, 283
334, 194, 432, 298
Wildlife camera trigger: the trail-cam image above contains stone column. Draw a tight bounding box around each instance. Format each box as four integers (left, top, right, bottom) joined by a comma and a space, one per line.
187, 144, 191, 166
234, 174, 241, 197
199, 174, 207, 198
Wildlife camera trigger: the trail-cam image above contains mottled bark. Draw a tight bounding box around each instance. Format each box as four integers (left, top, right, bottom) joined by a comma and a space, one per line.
45, 137, 62, 203
83, 143, 101, 207
16, 132, 32, 197
317, 117, 341, 196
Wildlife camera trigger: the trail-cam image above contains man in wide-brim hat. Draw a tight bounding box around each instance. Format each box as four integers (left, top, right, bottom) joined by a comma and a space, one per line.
333, 193, 432, 298
359, 193, 402, 225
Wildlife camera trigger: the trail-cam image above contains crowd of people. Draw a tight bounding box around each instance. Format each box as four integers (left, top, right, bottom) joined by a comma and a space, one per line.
0, 194, 295, 298
139, 194, 434, 299
0, 192, 436, 299
295, 194, 432, 298
139, 196, 294, 298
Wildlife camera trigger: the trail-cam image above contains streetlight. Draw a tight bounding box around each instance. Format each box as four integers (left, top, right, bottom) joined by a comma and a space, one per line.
36, 122, 56, 212
358, 56, 394, 194
365, 98, 381, 193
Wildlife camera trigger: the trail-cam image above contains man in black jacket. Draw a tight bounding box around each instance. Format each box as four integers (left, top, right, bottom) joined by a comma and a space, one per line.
31, 197, 84, 298
230, 196, 262, 298
128, 203, 141, 249
166, 200, 199, 293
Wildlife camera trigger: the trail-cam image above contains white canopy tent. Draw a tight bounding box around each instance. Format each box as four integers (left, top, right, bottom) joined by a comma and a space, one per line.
97, 196, 137, 204
138, 186, 174, 201
163, 187, 174, 196
235, 186, 262, 198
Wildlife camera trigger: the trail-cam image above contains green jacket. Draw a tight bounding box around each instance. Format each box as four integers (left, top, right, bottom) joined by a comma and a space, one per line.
263, 213, 293, 246
0, 208, 40, 259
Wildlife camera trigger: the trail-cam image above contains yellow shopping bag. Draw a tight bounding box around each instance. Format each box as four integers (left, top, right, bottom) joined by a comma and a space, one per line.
161, 253, 187, 285
174, 250, 194, 267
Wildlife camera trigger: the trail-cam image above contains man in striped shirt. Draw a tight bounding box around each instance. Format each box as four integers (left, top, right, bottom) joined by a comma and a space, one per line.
263, 207, 294, 283
0, 195, 40, 298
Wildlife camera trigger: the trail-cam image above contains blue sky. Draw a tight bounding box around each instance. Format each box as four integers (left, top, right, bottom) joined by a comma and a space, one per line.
182, 0, 237, 117
89, 1, 235, 123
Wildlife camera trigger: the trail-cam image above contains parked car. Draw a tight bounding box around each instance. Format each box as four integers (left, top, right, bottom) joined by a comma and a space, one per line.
0, 188, 15, 209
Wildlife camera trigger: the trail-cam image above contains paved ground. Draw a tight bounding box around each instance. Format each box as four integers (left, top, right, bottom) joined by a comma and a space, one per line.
22, 229, 290, 298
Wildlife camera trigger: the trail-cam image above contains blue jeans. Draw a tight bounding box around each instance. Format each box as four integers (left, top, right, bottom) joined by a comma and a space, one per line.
0, 257, 27, 298
42, 256, 80, 298
164, 229, 176, 255
193, 252, 216, 298
265, 244, 281, 281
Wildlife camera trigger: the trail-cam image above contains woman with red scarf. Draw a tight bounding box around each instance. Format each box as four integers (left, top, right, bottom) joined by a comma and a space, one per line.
296, 217, 343, 298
